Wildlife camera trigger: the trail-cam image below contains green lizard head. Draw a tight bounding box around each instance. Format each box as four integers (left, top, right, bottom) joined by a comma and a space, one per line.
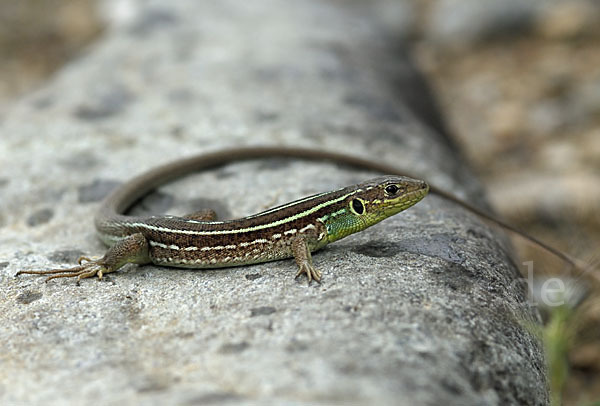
324, 176, 429, 243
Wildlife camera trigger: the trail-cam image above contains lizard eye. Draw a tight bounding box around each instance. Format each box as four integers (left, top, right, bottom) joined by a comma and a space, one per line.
351, 199, 364, 215
385, 184, 400, 195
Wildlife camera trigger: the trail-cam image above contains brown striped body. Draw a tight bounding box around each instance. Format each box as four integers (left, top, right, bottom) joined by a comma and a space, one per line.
95, 176, 427, 268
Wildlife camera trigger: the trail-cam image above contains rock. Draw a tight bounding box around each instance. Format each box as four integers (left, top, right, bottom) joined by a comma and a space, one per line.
426, 0, 540, 49
0, 1, 548, 405
536, 0, 600, 40
572, 77, 600, 120
489, 101, 527, 140
528, 98, 567, 136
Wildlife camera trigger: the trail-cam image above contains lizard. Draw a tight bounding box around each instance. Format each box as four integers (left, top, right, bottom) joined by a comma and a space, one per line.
15, 146, 583, 284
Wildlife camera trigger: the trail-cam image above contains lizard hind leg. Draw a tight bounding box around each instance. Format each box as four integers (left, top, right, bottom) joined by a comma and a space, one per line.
16, 233, 151, 283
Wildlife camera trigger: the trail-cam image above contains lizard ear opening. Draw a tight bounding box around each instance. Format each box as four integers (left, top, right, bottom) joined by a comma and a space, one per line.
350, 198, 365, 215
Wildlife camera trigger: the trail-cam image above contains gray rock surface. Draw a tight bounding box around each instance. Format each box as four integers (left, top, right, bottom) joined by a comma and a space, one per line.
0, 1, 548, 405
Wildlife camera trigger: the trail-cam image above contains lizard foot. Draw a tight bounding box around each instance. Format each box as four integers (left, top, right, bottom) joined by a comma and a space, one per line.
16, 258, 108, 284
294, 262, 322, 284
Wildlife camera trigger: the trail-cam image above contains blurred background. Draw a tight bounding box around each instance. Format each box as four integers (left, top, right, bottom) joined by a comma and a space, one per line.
1, 0, 598, 404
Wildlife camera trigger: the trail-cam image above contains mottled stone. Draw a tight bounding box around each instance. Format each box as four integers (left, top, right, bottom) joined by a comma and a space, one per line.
78, 179, 121, 203
26, 208, 54, 227
16, 290, 43, 305
127, 191, 174, 216
250, 306, 277, 317
73, 82, 133, 120
47, 249, 86, 264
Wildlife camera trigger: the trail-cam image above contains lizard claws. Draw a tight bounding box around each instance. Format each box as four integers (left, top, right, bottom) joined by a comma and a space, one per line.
294, 263, 322, 285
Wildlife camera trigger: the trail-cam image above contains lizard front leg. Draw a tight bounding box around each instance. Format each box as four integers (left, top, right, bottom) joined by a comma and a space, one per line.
291, 236, 322, 284
16, 233, 151, 283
